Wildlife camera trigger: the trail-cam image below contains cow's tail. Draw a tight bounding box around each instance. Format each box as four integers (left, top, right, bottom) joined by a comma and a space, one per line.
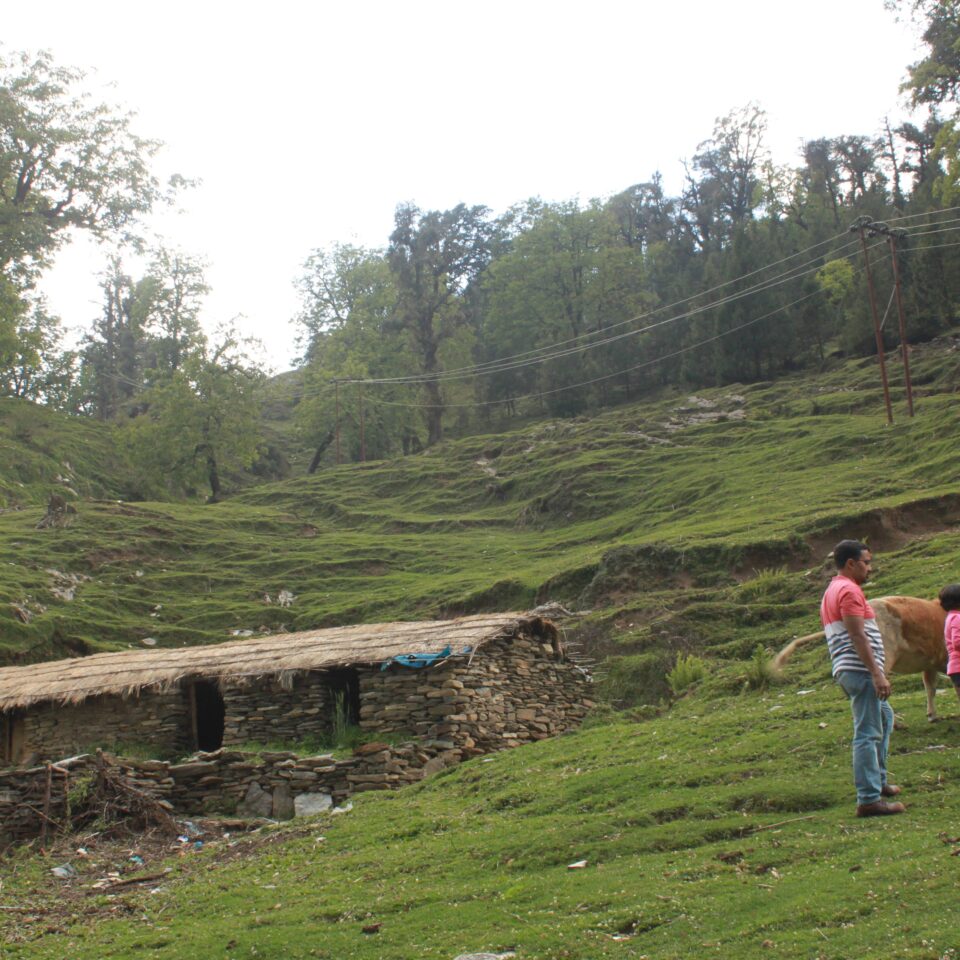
771, 631, 824, 673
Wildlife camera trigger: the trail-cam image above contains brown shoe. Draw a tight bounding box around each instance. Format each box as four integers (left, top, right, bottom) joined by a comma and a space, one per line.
856, 800, 906, 817
881, 783, 902, 797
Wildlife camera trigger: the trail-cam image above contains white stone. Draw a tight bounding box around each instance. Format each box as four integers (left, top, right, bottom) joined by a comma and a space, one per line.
294, 792, 334, 818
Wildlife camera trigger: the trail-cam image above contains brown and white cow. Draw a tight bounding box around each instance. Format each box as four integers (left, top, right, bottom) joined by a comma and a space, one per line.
773, 596, 950, 720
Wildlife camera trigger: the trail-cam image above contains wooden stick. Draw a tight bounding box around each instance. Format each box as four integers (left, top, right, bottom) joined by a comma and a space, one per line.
750, 815, 815, 833
41, 763, 53, 845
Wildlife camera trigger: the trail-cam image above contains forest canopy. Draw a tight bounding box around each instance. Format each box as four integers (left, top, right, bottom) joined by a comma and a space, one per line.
4, 1, 960, 492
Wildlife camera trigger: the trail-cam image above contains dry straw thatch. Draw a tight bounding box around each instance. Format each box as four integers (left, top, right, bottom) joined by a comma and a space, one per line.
0, 613, 556, 712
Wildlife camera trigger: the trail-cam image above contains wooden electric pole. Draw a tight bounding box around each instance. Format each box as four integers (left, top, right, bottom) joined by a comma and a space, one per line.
333, 379, 342, 465
851, 216, 894, 425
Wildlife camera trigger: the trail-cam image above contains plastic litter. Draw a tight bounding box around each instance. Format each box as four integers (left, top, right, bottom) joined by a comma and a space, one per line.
567, 860, 588, 869
129, 855, 144, 865
51, 864, 77, 879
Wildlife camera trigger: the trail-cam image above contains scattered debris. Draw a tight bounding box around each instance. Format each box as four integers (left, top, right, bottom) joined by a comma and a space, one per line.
277, 590, 296, 608
50, 864, 77, 880
567, 860, 588, 869
46, 569, 91, 603
140, 637, 158, 647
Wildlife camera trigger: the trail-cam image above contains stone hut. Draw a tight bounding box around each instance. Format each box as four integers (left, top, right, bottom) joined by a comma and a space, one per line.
0, 613, 591, 767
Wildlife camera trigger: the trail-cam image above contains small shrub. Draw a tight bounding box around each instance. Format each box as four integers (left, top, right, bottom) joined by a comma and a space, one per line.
744, 643, 778, 690
332, 691, 351, 745
738, 566, 792, 602
666, 653, 708, 696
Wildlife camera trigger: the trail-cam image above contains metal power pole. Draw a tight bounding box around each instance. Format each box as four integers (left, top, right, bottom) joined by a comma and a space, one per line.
852, 217, 894, 425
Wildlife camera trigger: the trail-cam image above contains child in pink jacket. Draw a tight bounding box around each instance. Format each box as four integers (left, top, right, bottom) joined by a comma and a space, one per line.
940, 583, 960, 691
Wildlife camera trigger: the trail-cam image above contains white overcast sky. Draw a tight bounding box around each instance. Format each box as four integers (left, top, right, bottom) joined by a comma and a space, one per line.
6, 0, 922, 371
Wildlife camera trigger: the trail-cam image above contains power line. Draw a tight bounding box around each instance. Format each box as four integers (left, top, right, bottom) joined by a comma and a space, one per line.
335, 238, 866, 388
362, 286, 828, 410
336, 231, 859, 386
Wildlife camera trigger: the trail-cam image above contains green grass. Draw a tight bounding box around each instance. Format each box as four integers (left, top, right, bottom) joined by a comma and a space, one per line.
4, 664, 960, 959
2, 337, 959, 667
3, 337, 960, 957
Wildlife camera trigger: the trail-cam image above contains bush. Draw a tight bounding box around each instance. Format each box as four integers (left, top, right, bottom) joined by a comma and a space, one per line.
666, 653, 708, 696
743, 643, 778, 691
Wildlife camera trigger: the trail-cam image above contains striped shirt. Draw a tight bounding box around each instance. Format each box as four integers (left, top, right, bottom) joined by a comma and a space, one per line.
820, 575, 884, 676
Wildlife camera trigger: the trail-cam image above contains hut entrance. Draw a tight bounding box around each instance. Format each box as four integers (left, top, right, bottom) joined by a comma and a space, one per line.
189, 681, 225, 752
325, 668, 360, 729
2, 711, 25, 765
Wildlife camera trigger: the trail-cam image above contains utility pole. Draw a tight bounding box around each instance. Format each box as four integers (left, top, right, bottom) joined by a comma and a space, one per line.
333, 379, 342, 465
886, 231, 915, 417
860, 220, 915, 418
359, 386, 366, 463
851, 216, 894, 425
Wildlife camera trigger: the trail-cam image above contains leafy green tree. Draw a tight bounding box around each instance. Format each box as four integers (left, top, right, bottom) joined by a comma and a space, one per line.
143, 248, 208, 375
681, 104, 770, 249
0, 50, 175, 278
387, 203, 492, 445
293, 244, 421, 464
0, 285, 74, 403
125, 326, 263, 500
78, 259, 155, 418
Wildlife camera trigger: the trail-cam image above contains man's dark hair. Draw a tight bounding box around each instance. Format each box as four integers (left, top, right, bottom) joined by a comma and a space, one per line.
939, 583, 960, 612
833, 540, 868, 569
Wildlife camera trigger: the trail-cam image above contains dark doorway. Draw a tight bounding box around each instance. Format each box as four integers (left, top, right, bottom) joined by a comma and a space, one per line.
190, 681, 225, 752
325, 668, 361, 729
2, 711, 25, 765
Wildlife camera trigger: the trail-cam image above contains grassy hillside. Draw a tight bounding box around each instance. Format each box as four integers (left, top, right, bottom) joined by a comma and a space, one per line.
3, 336, 960, 958
0, 398, 136, 509
1, 335, 958, 681
5, 661, 960, 959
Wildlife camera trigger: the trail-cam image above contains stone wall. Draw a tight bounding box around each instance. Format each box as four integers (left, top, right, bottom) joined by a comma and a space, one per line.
0, 740, 463, 847
221, 673, 335, 745
359, 632, 592, 751
1, 623, 593, 843
13, 689, 191, 766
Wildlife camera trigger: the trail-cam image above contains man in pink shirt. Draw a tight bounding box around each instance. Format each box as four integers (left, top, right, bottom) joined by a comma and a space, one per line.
821, 539, 905, 817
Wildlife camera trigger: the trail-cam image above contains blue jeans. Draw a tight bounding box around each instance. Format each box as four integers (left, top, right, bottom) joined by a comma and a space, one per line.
836, 670, 894, 805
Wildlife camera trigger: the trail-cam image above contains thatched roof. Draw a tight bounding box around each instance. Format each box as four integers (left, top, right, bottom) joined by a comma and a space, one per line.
0, 613, 556, 711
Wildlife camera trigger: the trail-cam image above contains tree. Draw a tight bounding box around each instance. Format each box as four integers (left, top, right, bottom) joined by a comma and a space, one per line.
78, 259, 154, 418
143, 248, 208, 375
680, 104, 770, 249
895, 1, 960, 201
0, 50, 176, 279
292, 244, 421, 464
0, 284, 74, 403
387, 203, 492, 445
125, 326, 263, 501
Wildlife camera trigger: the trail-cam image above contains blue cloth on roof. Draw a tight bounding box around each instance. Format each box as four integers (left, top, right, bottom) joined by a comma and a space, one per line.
380, 645, 472, 671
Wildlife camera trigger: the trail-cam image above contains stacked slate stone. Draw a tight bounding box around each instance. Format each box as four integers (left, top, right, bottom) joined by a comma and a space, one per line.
17, 689, 192, 762
221, 675, 333, 745
358, 633, 592, 752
